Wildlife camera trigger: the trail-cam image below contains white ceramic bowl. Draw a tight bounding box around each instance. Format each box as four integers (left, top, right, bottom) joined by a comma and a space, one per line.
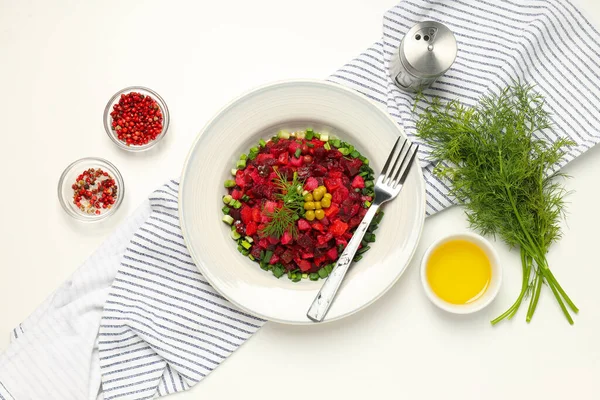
179, 80, 426, 324
420, 232, 502, 314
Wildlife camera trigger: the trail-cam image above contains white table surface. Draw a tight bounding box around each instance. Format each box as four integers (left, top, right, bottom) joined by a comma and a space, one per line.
2, 0, 600, 399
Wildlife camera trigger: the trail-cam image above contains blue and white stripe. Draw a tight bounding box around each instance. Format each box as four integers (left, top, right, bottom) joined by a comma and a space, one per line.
1, 1, 599, 399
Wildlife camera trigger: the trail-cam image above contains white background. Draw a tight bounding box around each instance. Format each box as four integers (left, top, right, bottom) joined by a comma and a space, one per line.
1, 0, 600, 399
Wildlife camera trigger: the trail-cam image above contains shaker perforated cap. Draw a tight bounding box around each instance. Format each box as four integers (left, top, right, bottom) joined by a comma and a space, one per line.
400, 21, 457, 78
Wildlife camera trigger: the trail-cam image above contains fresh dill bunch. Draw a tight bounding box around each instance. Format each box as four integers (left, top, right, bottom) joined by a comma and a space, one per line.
273, 169, 305, 214
260, 205, 299, 239
416, 82, 578, 325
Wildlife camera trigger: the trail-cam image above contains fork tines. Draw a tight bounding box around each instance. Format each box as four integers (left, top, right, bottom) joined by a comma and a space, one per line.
380, 137, 419, 188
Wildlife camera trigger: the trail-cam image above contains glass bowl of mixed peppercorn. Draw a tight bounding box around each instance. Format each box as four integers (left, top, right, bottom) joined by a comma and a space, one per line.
57, 157, 125, 222
103, 86, 170, 152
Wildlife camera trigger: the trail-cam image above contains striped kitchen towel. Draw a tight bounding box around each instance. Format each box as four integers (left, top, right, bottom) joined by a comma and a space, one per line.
1, 0, 599, 399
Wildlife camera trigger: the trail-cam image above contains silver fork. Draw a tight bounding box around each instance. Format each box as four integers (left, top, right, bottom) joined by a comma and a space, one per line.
306, 137, 419, 322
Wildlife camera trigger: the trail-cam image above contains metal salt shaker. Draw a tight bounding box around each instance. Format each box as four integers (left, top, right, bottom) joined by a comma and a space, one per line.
390, 21, 457, 92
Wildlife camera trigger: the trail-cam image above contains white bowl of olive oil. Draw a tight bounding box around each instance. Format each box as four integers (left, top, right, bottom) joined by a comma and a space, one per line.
420, 232, 502, 314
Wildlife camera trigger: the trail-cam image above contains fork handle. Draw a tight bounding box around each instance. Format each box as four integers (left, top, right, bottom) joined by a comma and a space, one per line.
306, 203, 381, 322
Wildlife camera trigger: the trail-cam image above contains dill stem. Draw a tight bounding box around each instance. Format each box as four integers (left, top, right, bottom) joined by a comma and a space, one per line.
526, 266, 543, 323
543, 267, 578, 313
492, 248, 531, 325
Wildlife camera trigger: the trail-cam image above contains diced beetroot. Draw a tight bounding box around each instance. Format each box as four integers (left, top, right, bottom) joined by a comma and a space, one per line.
330, 220, 349, 237
289, 156, 303, 167
278, 151, 289, 165
301, 252, 314, 259
268, 236, 280, 245
344, 157, 363, 176
297, 259, 312, 272
335, 237, 348, 247
351, 175, 365, 189
314, 256, 327, 267
317, 232, 333, 245
324, 178, 342, 192
281, 250, 294, 264
245, 222, 258, 236
269, 254, 280, 265
348, 216, 362, 228
258, 238, 269, 249
264, 201, 277, 213
298, 219, 311, 231
329, 170, 343, 179
231, 189, 242, 200
304, 177, 318, 191
326, 247, 338, 260
252, 208, 261, 222
240, 206, 253, 224
281, 231, 293, 245
323, 204, 339, 218
297, 234, 314, 249
288, 141, 301, 154
332, 186, 349, 204
250, 246, 262, 259
311, 222, 325, 232
311, 164, 327, 177
256, 153, 274, 164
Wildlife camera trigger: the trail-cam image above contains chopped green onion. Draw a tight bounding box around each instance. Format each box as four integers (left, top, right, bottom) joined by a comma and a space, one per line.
365, 233, 376, 243
232, 200, 242, 209
250, 146, 259, 153
222, 195, 232, 204
318, 268, 329, 278
245, 236, 254, 243
305, 130, 314, 140
309, 273, 319, 281
277, 130, 290, 139
272, 137, 279, 144
294, 148, 302, 158
351, 150, 360, 158
374, 211, 384, 224
347, 145, 355, 153
367, 223, 378, 233
231, 168, 238, 176
241, 194, 250, 202
353, 255, 363, 262
364, 201, 372, 208
222, 206, 230, 214
236, 159, 247, 169
302, 190, 309, 196
314, 132, 321, 139
241, 240, 252, 250
260, 261, 269, 271
338, 148, 350, 156
296, 131, 305, 139
361, 239, 368, 247
325, 264, 334, 274
259, 139, 267, 147
363, 158, 369, 165
222, 215, 234, 225
355, 188, 361, 193
302, 273, 308, 279
248, 152, 257, 160
306, 142, 314, 148
323, 142, 331, 150
249, 255, 255, 261
332, 139, 342, 148
273, 265, 285, 278
224, 180, 236, 188
357, 245, 371, 255
263, 250, 273, 263
292, 275, 301, 282
241, 249, 250, 256
231, 230, 241, 240
319, 134, 329, 141
359, 171, 369, 177
239, 153, 247, 161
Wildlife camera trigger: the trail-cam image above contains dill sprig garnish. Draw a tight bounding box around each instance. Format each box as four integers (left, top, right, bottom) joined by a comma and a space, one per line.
260, 206, 299, 239
259, 168, 304, 239
273, 169, 305, 213
416, 83, 578, 325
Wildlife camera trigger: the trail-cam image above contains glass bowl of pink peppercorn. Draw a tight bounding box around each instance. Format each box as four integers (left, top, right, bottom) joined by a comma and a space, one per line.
57, 157, 125, 222
103, 86, 170, 152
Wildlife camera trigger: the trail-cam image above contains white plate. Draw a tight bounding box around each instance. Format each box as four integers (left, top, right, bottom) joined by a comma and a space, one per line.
179, 80, 426, 324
